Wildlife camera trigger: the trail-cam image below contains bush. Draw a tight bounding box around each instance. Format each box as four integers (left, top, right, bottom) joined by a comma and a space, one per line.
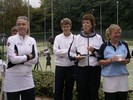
72, 81, 104, 100
99, 82, 104, 100
0, 77, 2, 91
0, 70, 105, 99
1, 70, 132, 100
32, 70, 54, 97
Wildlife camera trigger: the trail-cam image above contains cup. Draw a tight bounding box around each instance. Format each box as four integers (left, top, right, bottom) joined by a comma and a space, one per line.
116, 55, 123, 61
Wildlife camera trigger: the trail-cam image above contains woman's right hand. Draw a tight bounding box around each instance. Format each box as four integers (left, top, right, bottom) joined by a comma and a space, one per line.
75, 54, 85, 60
110, 56, 119, 62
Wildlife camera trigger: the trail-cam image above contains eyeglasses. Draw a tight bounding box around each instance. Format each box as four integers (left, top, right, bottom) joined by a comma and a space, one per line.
17, 16, 28, 21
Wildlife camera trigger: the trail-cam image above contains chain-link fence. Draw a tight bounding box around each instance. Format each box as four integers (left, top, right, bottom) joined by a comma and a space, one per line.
127, 57, 133, 91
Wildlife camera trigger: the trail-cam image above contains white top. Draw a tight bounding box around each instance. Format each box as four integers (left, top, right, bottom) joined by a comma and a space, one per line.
70, 32, 103, 67
4, 34, 38, 92
53, 33, 75, 66
102, 75, 128, 92
0, 60, 6, 73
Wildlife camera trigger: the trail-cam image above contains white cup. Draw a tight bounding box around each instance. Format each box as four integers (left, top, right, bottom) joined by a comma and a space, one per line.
116, 55, 123, 61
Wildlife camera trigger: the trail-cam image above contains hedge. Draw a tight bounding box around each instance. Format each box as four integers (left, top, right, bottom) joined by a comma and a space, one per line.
0, 70, 133, 99
32, 70, 104, 99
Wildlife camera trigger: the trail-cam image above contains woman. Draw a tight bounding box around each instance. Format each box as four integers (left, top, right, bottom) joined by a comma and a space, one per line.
53, 18, 75, 100
98, 24, 131, 100
11, 26, 18, 36
69, 13, 103, 100
4, 16, 38, 100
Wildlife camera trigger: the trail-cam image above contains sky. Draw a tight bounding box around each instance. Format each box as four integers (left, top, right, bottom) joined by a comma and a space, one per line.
29, 0, 41, 8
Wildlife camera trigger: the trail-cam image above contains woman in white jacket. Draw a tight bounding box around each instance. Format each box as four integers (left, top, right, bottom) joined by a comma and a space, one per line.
69, 14, 104, 100
4, 16, 38, 100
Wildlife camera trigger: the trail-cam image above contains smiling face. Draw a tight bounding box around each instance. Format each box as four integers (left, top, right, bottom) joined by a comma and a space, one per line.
110, 28, 121, 41
60, 18, 72, 36
16, 17, 29, 37
108, 24, 121, 42
61, 24, 71, 36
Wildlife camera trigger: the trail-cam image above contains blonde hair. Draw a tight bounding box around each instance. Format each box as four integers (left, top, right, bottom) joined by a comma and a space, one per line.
16, 16, 29, 34
17, 16, 28, 22
108, 24, 121, 33
105, 28, 110, 40
105, 24, 121, 40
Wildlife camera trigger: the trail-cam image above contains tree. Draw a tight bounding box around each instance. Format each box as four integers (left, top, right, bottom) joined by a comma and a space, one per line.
0, 0, 28, 34
30, 8, 44, 32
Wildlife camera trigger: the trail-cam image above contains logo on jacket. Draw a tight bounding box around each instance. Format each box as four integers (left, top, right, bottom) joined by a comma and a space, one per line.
7, 42, 10, 46
17, 43, 23, 46
106, 51, 112, 55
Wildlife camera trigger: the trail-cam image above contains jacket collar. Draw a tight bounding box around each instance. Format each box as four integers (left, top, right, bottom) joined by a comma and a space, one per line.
80, 30, 96, 38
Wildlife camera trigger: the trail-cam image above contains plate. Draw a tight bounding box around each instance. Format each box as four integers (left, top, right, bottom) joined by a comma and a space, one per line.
80, 54, 89, 57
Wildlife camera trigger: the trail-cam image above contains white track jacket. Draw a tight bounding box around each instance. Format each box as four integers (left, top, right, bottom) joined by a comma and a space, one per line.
4, 34, 38, 92
69, 31, 103, 67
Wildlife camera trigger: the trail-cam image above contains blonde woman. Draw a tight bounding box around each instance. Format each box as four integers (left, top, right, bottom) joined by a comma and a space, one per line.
4, 16, 38, 100
98, 24, 131, 100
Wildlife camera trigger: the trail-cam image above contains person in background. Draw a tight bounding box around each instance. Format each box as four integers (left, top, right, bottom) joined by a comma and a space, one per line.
11, 26, 18, 36
4, 16, 38, 100
68, 13, 103, 100
132, 50, 133, 57
45, 53, 51, 70
53, 18, 75, 100
98, 24, 131, 100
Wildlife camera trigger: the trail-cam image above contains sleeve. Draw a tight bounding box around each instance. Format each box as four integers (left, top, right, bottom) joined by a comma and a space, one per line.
122, 41, 131, 59
92, 35, 104, 57
24, 38, 38, 66
7, 37, 27, 64
68, 36, 77, 61
97, 42, 107, 61
53, 36, 68, 58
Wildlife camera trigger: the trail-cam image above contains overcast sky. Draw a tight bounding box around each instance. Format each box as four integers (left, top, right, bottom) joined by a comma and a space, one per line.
29, 0, 41, 8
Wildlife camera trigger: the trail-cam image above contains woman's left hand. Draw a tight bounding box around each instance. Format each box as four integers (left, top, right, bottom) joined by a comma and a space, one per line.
87, 46, 94, 52
118, 59, 128, 65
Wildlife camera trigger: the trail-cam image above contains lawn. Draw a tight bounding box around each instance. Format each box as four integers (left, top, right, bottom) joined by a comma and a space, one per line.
36, 41, 133, 100
36, 41, 133, 91
0, 41, 133, 99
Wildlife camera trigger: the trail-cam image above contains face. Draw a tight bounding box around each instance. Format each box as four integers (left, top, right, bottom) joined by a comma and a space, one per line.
110, 28, 120, 41
82, 20, 92, 33
61, 24, 71, 36
11, 30, 17, 36
16, 19, 29, 36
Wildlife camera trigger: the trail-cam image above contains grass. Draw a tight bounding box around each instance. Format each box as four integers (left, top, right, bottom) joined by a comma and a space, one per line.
34, 42, 55, 72
36, 41, 133, 91
37, 41, 133, 100
1, 41, 133, 99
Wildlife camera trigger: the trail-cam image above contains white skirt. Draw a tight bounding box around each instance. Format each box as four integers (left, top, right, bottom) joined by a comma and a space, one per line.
4, 72, 34, 92
102, 75, 128, 93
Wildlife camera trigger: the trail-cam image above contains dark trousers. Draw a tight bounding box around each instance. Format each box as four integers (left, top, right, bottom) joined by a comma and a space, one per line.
75, 66, 101, 100
7, 88, 35, 100
54, 66, 75, 100
104, 92, 128, 100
